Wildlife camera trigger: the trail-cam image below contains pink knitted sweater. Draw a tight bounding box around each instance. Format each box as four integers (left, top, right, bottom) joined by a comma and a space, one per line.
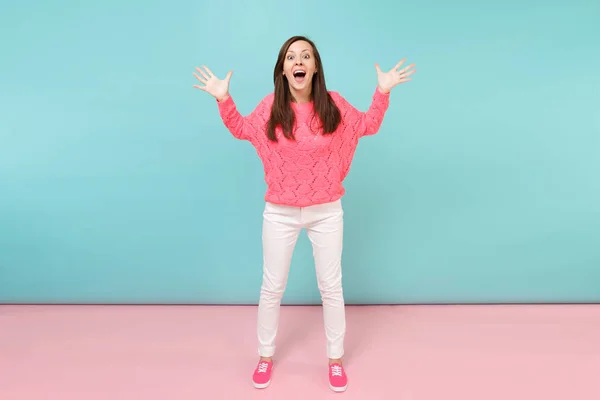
217, 88, 390, 207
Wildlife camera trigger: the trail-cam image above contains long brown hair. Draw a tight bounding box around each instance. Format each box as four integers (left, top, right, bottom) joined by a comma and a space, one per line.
267, 36, 341, 142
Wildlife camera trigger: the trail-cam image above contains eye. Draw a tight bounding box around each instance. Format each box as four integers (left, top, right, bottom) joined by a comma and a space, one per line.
287, 55, 294, 60
303, 54, 310, 59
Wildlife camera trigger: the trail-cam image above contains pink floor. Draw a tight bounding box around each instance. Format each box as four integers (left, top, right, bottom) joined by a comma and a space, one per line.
1, 304, 599, 399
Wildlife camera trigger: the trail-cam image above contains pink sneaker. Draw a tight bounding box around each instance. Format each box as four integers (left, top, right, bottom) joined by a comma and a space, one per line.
328, 363, 348, 392
252, 360, 273, 389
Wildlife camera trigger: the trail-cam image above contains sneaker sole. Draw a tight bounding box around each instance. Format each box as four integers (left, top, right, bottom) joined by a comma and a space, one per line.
329, 383, 348, 392
253, 380, 271, 389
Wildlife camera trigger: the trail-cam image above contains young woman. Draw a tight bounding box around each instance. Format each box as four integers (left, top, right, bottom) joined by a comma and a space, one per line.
193, 35, 415, 392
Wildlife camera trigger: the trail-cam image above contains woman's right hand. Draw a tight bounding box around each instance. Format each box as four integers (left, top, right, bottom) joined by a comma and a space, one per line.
193, 65, 232, 102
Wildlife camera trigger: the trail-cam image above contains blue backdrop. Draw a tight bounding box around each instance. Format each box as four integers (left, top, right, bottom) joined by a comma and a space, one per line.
1, 0, 599, 304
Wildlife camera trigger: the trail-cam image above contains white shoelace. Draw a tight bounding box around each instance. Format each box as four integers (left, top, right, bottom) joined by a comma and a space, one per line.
330, 365, 342, 377
257, 362, 269, 373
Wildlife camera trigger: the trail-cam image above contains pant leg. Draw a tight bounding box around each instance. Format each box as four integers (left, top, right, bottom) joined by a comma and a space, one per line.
304, 200, 346, 359
257, 202, 302, 357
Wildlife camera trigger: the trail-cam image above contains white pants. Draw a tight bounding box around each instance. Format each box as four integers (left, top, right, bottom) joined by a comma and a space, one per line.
257, 199, 346, 359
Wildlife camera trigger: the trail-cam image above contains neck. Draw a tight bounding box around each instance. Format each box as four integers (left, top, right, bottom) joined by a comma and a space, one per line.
290, 87, 312, 104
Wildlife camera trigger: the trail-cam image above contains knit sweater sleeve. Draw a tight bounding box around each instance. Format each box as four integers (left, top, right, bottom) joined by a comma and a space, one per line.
331, 87, 390, 138
216, 93, 273, 141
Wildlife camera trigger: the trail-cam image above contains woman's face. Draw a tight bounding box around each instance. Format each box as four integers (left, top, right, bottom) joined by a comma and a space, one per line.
282, 40, 317, 101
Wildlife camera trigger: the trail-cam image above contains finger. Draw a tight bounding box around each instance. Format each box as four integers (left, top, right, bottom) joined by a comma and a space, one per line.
225, 70, 233, 82
393, 58, 406, 71
192, 84, 206, 91
202, 65, 215, 78
398, 78, 412, 84
398, 64, 416, 75
400, 68, 417, 78
375, 63, 382, 74
196, 66, 210, 80
193, 72, 207, 84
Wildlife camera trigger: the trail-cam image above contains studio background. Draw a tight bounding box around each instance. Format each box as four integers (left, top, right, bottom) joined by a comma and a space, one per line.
1, 0, 599, 304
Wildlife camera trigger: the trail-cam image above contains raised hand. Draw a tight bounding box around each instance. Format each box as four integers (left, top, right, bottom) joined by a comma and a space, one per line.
193, 66, 232, 102
375, 59, 416, 94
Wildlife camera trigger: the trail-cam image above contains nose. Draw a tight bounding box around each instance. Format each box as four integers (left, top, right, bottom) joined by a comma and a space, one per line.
295, 58, 303, 65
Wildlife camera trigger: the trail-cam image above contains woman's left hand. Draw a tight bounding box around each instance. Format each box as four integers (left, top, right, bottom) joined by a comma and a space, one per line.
376, 59, 416, 93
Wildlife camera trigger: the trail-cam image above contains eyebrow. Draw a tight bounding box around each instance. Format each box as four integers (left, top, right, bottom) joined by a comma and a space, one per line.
287, 49, 311, 54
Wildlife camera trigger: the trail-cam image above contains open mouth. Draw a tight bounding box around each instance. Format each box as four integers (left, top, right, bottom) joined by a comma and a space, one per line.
293, 70, 307, 83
